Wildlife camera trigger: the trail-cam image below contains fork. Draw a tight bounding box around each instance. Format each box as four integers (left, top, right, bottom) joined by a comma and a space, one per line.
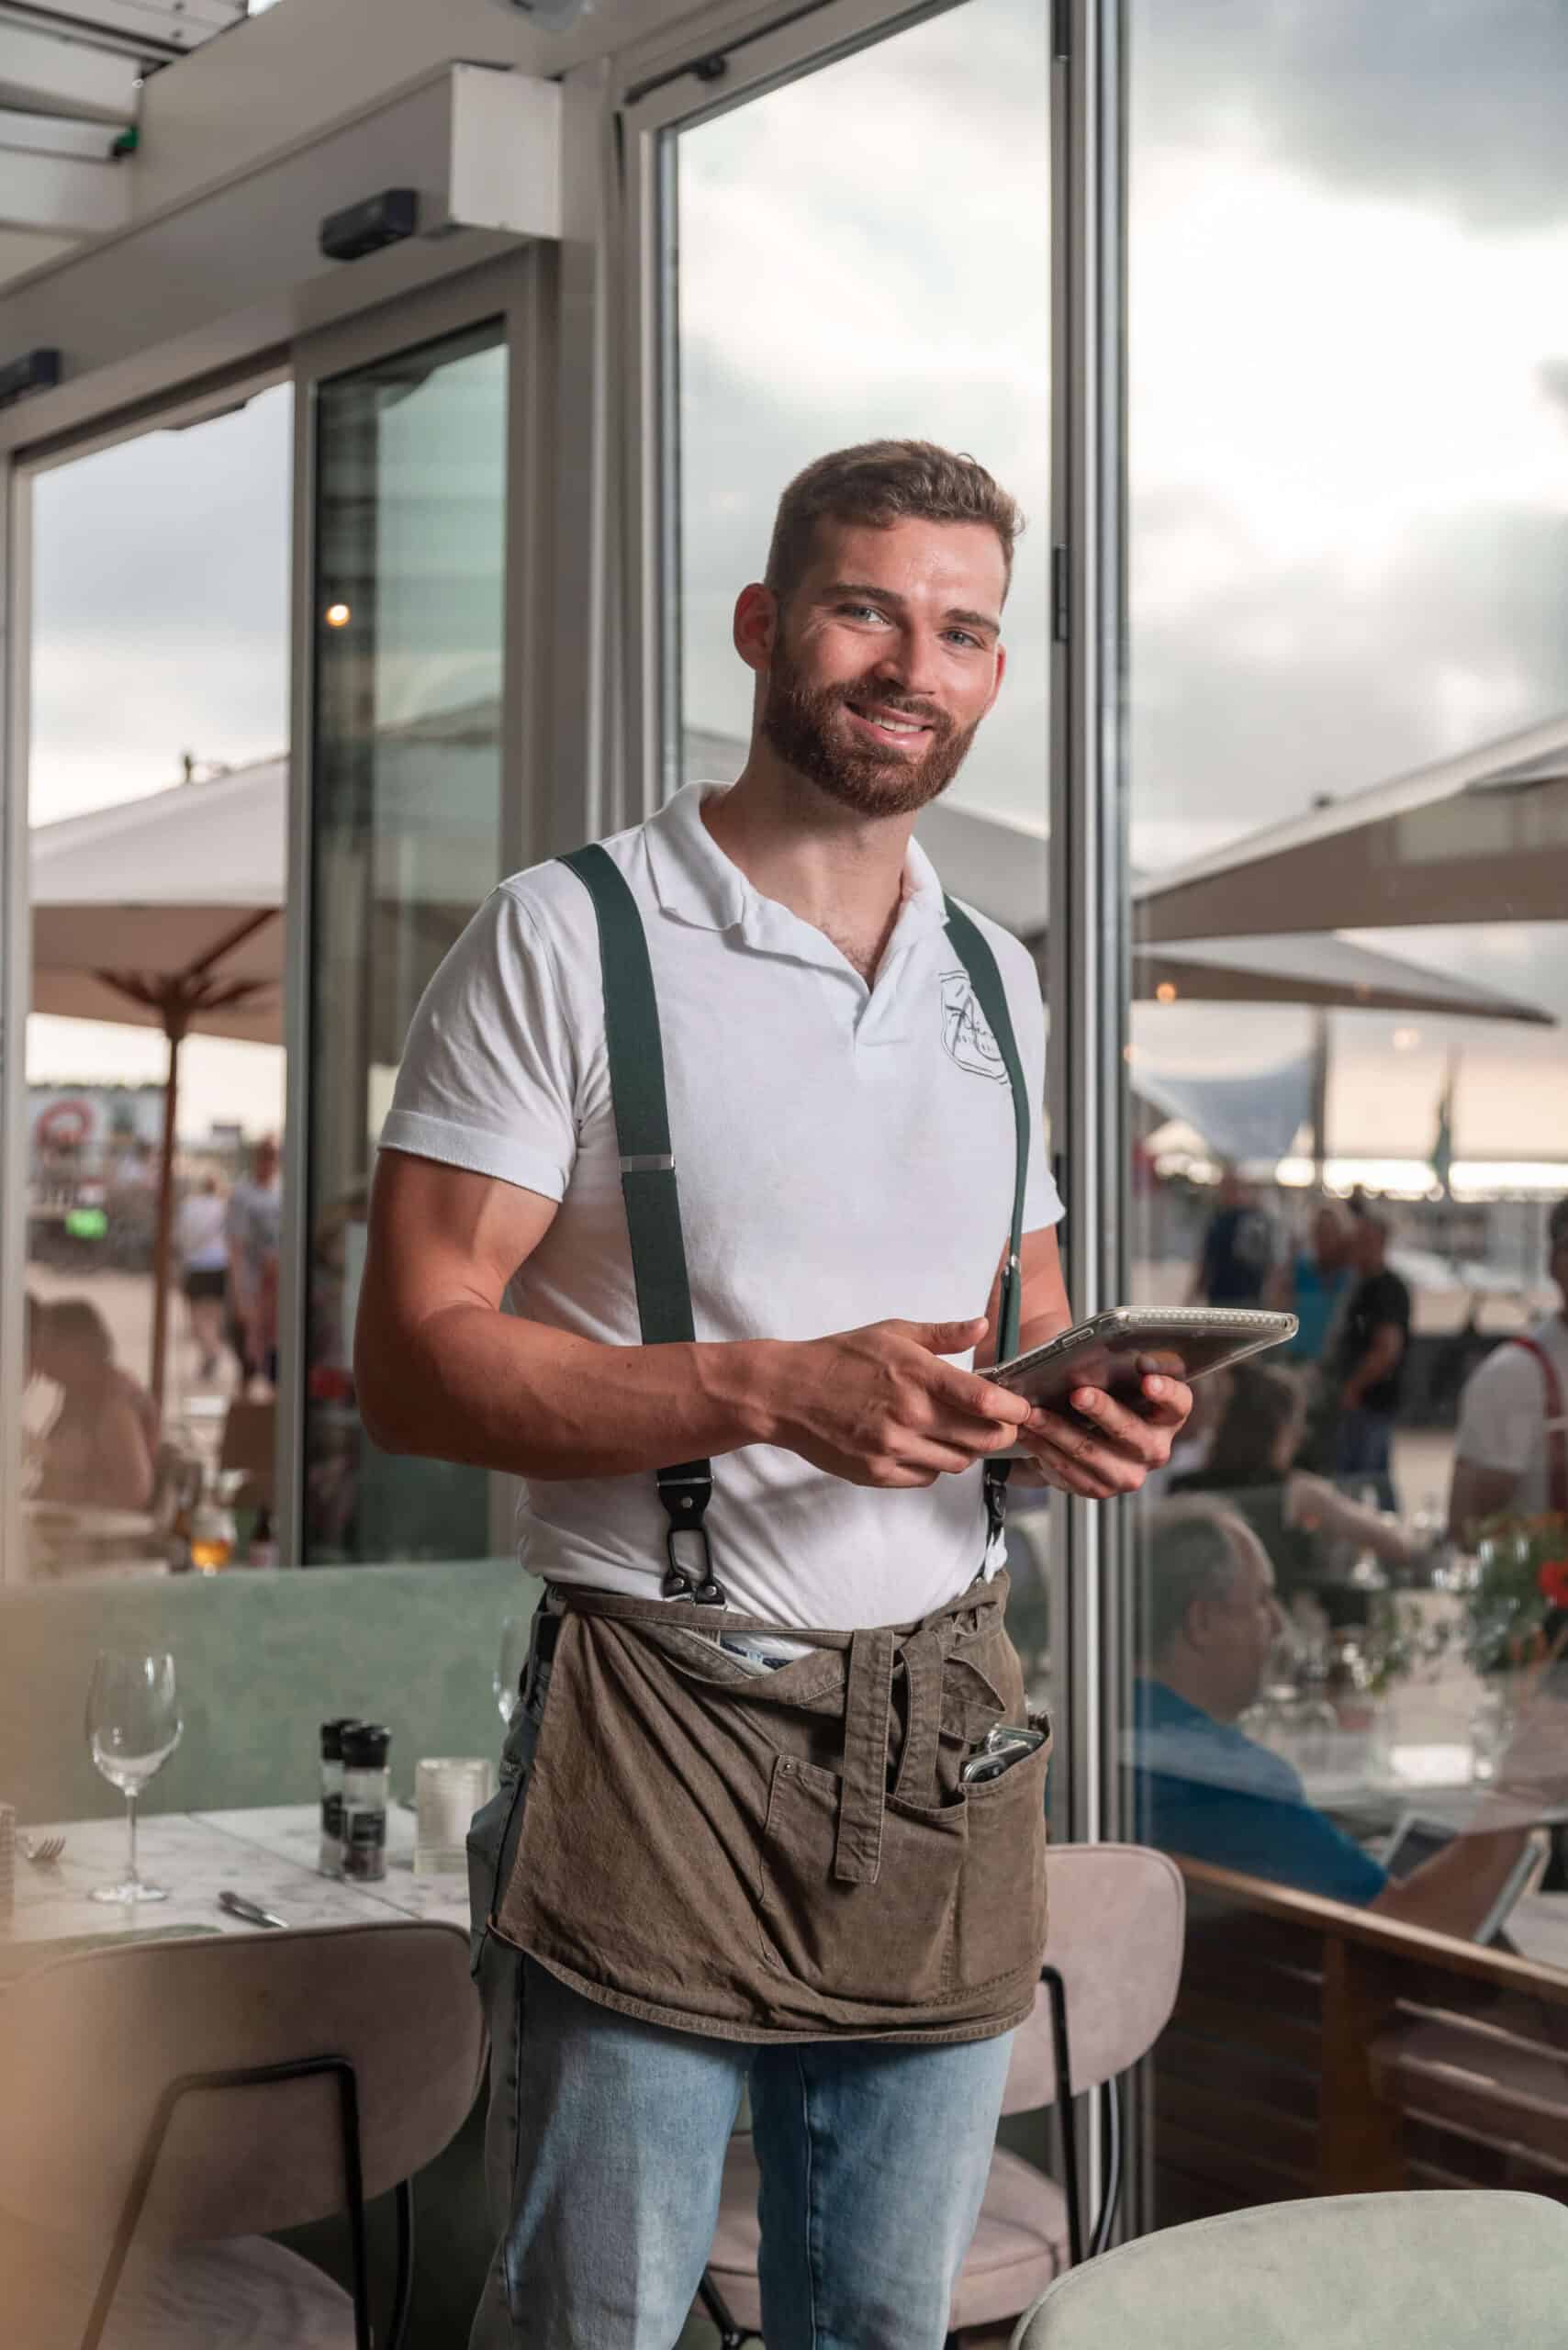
20, 1833, 65, 1864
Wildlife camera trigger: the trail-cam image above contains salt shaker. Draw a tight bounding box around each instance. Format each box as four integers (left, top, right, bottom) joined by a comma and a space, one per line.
319, 1718, 360, 1877
340, 1724, 391, 1883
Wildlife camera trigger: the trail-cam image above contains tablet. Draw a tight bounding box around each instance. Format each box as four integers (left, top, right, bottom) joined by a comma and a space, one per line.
1383, 1811, 1551, 1945
987, 1305, 1297, 1453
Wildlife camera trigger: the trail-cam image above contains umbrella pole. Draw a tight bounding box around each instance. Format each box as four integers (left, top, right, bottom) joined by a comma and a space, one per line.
150, 1016, 185, 1425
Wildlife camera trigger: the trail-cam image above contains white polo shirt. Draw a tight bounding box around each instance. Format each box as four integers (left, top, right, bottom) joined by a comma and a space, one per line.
379, 781, 1062, 1629
1454, 1315, 1568, 1516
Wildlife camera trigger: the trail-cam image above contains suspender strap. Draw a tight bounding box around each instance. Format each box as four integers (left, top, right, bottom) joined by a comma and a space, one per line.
559, 845, 724, 1604
1509, 1337, 1568, 1517
942, 895, 1033, 1549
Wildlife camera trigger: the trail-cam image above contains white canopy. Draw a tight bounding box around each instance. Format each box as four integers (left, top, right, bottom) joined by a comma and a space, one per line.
1135, 709, 1568, 946
30, 755, 286, 1045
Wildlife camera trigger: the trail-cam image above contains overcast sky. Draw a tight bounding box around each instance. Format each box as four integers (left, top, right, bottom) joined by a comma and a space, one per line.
24, 0, 1568, 1167
27, 385, 290, 1127
677, 0, 1568, 1164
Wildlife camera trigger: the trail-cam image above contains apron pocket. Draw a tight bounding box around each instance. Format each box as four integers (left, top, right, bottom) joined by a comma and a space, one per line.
949, 1714, 1051, 1995
756, 1752, 967, 2006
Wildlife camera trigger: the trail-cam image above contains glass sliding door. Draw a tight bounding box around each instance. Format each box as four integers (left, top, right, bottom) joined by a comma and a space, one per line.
1122, 0, 1568, 2228
301, 319, 509, 1563
639, 0, 1060, 1768
663, 0, 1053, 837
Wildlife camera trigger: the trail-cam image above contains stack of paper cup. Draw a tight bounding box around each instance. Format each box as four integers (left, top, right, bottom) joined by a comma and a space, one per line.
414, 1758, 492, 1877
0, 1804, 14, 1928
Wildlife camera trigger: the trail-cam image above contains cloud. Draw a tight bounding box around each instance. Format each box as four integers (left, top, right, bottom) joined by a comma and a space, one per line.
1134, 0, 1568, 233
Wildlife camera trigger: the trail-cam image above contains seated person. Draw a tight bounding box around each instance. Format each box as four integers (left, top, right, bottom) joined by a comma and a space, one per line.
1131, 1494, 1551, 1935
25, 1294, 157, 1515
1170, 1361, 1417, 1605
1448, 1194, 1568, 1542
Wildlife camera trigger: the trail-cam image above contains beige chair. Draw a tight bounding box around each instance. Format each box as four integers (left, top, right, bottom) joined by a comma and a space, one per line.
1011, 2189, 1568, 2348
699, 1842, 1186, 2346
0, 1920, 485, 2350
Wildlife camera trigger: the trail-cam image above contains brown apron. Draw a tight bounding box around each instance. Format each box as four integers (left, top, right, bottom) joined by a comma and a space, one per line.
477, 841, 1048, 2042
487, 1571, 1050, 2043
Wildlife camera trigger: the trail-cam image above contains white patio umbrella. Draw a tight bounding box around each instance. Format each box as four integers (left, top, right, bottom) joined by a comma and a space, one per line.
910, 794, 1552, 1022
29, 756, 286, 1416
1134, 710, 1568, 945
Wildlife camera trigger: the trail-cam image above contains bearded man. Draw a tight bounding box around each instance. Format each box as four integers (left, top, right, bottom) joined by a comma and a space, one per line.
355, 441, 1193, 2350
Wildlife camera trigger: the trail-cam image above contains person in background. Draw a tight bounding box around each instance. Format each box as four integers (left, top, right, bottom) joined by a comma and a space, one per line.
1449, 1196, 1568, 1543
1133, 1495, 1551, 1931
226, 1134, 281, 1390
1170, 1361, 1417, 1603
1187, 1164, 1277, 1307
24, 1294, 157, 1514
175, 1170, 230, 1384
1142, 1362, 1234, 1505
1268, 1199, 1355, 1370
1330, 1212, 1410, 1512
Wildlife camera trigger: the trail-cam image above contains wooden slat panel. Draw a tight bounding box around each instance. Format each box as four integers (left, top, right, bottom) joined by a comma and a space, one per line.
1157, 2028, 1319, 2122
1170, 1986, 1320, 2070
1155, 2074, 1316, 2174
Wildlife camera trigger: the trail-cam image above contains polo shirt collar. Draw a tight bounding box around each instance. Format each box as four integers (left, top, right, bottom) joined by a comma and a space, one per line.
644, 780, 950, 955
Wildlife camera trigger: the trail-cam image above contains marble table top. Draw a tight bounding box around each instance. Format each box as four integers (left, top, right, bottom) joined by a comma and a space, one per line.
3, 1804, 469, 1962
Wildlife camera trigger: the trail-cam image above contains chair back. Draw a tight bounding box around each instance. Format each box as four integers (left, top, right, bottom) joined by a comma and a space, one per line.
1014, 2189, 1568, 2347
0, 1921, 483, 2244
1002, 1842, 1184, 2114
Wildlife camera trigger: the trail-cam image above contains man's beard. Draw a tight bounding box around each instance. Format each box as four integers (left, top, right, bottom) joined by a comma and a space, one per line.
759, 653, 980, 818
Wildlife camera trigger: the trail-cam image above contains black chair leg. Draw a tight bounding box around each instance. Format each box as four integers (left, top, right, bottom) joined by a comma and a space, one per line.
697, 2269, 756, 2348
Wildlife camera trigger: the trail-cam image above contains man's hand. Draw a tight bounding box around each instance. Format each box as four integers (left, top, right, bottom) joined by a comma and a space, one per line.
768, 1315, 1036, 1490
1009, 1369, 1193, 1501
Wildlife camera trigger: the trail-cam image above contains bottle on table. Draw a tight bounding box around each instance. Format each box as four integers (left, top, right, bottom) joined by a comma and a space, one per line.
340, 1723, 392, 1883
319, 1717, 361, 1877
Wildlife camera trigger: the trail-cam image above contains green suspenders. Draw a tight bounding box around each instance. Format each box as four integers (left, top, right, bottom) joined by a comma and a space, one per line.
559, 843, 1032, 1606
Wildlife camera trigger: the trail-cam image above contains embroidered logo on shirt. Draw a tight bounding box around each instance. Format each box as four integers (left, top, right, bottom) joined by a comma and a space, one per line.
940, 969, 1007, 1082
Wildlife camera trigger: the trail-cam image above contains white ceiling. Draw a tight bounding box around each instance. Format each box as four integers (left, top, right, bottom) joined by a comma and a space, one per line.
0, 0, 249, 293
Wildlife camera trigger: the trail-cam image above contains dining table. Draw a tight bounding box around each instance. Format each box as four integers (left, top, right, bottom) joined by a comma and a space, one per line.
2, 1804, 469, 1975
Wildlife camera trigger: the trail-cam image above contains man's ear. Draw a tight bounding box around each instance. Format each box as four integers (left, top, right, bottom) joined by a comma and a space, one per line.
1182, 1596, 1213, 1655
734, 581, 778, 677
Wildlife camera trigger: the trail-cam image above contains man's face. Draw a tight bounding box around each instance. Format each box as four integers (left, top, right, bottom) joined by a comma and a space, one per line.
1312, 1206, 1350, 1269
747, 517, 1007, 818
1191, 1532, 1282, 1723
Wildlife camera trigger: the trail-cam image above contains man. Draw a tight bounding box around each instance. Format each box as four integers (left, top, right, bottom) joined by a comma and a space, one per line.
225, 1134, 280, 1389
1449, 1197, 1568, 1541
1330, 1210, 1410, 1509
355, 440, 1193, 2350
1133, 1495, 1548, 1930
1188, 1164, 1276, 1307
1267, 1198, 1354, 1369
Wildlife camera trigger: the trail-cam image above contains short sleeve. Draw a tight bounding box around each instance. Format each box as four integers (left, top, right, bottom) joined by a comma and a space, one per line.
1455, 1345, 1541, 1478
378, 885, 577, 1203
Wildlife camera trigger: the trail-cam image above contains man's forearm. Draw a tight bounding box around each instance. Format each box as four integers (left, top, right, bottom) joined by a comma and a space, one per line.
357, 1303, 782, 1480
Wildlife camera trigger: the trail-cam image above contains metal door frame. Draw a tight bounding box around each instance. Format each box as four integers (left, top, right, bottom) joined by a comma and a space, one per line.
281, 252, 557, 1565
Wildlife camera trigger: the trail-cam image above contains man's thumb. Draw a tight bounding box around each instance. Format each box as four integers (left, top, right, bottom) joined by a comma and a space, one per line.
914, 1315, 990, 1352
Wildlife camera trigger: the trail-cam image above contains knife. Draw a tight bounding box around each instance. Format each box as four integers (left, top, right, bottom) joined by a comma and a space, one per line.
218, 1888, 290, 1930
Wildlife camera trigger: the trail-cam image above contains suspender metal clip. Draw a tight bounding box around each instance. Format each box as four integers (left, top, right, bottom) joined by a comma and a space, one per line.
664, 1523, 726, 1606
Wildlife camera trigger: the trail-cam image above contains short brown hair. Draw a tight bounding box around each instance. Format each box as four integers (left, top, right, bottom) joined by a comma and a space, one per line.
765, 439, 1024, 607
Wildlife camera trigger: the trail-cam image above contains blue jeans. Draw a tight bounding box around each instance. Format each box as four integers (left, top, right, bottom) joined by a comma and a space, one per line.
466, 1615, 1014, 2349
1334, 1405, 1398, 1514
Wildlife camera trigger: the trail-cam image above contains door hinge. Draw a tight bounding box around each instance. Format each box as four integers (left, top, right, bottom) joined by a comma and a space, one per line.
1052, 544, 1070, 643
1051, 0, 1070, 62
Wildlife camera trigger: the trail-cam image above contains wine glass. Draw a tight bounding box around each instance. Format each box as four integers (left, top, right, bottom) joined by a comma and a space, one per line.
84, 1651, 183, 1905
494, 1615, 532, 1726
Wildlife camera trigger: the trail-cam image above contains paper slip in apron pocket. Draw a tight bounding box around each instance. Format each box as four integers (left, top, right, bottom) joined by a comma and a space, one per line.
756, 1754, 968, 2007
949, 1711, 1052, 1996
